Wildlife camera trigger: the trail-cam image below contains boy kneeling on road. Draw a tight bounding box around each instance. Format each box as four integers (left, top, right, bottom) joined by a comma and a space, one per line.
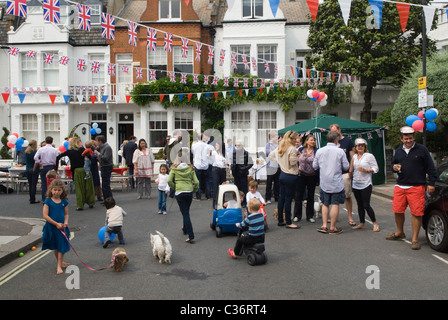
228, 198, 265, 259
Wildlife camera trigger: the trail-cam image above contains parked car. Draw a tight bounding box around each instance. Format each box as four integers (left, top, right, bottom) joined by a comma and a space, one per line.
423, 161, 448, 252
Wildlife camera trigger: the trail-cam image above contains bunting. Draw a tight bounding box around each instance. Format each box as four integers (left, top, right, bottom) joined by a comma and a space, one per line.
77, 3, 91, 31
396, 3, 410, 32
147, 28, 157, 51
43, 0, 60, 23
101, 13, 115, 40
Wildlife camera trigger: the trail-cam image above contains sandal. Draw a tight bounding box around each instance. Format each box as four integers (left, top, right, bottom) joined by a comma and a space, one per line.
349, 220, 356, 226
228, 248, 237, 259
317, 226, 328, 233
329, 227, 343, 235
286, 224, 300, 229
185, 238, 195, 243
373, 225, 380, 232
277, 222, 286, 227
385, 232, 405, 240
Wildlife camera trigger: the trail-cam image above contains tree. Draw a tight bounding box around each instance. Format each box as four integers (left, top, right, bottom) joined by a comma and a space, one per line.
306, 0, 437, 123
1, 127, 12, 159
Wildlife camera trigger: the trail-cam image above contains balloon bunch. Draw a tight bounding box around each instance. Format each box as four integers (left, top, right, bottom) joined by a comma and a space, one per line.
405, 108, 439, 132
6, 133, 29, 151
306, 89, 328, 106
90, 122, 102, 135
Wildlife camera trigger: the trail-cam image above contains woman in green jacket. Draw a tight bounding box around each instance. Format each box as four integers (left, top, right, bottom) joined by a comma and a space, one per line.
168, 148, 199, 243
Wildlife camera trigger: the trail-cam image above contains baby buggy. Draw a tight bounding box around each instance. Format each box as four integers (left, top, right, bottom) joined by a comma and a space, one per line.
210, 183, 244, 238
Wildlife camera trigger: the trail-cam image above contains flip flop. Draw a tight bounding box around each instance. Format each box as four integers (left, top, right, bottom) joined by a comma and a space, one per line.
286, 224, 300, 229
349, 220, 356, 226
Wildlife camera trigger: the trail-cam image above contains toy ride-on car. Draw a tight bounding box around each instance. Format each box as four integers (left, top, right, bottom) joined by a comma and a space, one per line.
211, 183, 244, 237
237, 226, 268, 266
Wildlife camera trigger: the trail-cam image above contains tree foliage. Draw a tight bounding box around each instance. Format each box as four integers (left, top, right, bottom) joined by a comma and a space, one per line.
306, 0, 437, 122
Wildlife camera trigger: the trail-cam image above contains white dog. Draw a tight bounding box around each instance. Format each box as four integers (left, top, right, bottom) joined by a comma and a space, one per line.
314, 200, 323, 218
150, 231, 172, 264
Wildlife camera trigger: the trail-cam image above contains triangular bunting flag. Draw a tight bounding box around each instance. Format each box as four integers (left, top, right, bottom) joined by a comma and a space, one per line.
2, 93, 9, 103
214, 92, 219, 99
102, 95, 108, 103
63, 95, 70, 104
306, 0, 319, 22
18, 93, 26, 104
188, 93, 193, 101
169, 94, 174, 102
125, 95, 131, 103
197, 93, 202, 100
396, 3, 410, 32
49, 94, 56, 104
159, 94, 164, 102
90, 95, 96, 104
368, 0, 383, 28
179, 94, 184, 102
337, 0, 352, 25
205, 92, 210, 100
184, 0, 190, 5
77, 94, 83, 104
222, 91, 227, 99
423, 6, 436, 34
269, 0, 280, 17
230, 91, 235, 98
238, 89, 243, 97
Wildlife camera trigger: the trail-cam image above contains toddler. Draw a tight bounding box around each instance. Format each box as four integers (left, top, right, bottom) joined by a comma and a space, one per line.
81, 141, 94, 180
46, 169, 58, 187
155, 164, 170, 214
224, 190, 245, 208
246, 180, 266, 206
103, 197, 127, 248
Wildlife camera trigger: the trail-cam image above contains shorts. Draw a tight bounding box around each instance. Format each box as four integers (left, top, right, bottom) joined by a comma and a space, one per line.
320, 189, 346, 206
392, 185, 425, 216
343, 173, 352, 198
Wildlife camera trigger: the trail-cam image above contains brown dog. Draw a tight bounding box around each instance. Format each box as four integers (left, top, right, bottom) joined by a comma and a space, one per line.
273, 208, 285, 221
112, 247, 129, 272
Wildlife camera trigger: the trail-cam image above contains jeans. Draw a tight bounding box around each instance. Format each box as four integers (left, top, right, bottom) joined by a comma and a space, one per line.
294, 174, 318, 220
105, 225, 125, 244
158, 189, 167, 212
353, 185, 376, 223
26, 168, 40, 203
101, 165, 113, 200
265, 166, 280, 201
175, 192, 194, 240
128, 164, 135, 188
195, 168, 209, 199
40, 165, 56, 201
278, 171, 298, 225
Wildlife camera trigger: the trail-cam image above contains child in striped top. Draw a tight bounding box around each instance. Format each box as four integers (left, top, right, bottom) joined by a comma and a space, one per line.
228, 198, 265, 259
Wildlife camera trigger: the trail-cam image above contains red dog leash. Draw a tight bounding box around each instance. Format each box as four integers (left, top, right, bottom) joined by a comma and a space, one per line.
60, 230, 113, 271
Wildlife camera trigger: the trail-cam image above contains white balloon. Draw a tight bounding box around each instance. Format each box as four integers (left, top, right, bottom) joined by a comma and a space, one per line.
320, 100, 327, 106
8, 135, 17, 144
307, 89, 314, 99
22, 140, 29, 148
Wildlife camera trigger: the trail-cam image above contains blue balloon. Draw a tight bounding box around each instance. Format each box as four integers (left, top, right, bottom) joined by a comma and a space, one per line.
92, 122, 98, 129
405, 115, 420, 126
95, 128, 102, 134
90, 128, 97, 135
15, 137, 24, 146
425, 109, 437, 121
16, 145, 23, 151
63, 141, 69, 150
98, 225, 115, 243
426, 121, 436, 132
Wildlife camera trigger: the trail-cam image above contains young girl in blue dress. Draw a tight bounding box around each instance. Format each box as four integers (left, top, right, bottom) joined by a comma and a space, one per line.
42, 179, 71, 274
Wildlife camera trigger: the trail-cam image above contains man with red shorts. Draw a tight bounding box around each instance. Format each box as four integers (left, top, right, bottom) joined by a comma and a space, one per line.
387, 126, 437, 249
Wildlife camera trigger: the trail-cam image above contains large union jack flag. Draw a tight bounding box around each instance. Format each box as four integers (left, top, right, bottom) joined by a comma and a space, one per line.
77, 4, 91, 31
91, 61, 100, 74
242, 55, 249, 70
264, 60, 270, 73
77, 59, 86, 72
6, 0, 27, 18
43, 0, 60, 24
101, 13, 115, 40
164, 33, 173, 52
127, 21, 138, 47
207, 46, 214, 65
181, 38, 189, 59
146, 28, 157, 51
43, 53, 55, 64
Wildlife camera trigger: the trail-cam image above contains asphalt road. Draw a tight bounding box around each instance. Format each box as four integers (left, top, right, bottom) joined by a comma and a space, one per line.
1, 185, 448, 303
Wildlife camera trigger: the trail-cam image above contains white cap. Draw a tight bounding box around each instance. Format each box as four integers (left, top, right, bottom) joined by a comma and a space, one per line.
355, 138, 367, 146
400, 126, 415, 134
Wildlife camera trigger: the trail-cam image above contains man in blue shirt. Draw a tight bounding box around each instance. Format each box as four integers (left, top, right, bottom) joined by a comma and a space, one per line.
313, 131, 350, 234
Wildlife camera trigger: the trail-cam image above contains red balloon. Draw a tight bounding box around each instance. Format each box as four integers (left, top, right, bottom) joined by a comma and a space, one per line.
59, 145, 66, 152
7, 142, 15, 148
319, 92, 326, 100
12, 133, 19, 138
417, 111, 424, 119
412, 119, 424, 131
312, 90, 319, 98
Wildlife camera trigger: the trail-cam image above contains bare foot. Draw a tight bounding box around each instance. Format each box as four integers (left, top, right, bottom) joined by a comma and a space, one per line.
57, 268, 63, 275
62, 262, 70, 268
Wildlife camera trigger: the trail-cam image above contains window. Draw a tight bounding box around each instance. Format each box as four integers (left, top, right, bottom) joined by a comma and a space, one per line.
148, 47, 167, 79
257, 111, 276, 149
295, 51, 308, 79
89, 4, 101, 25
91, 113, 107, 139
231, 45, 251, 76
116, 53, 133, 84
149, 112, 168, 147
89, 54, 105, 85
230, 111, 251, 148
22, 114, 38, 142
174, 112, 193, 137
21, 53, 37, 88
43, 52, 59, 87
257, 45, 277, 79
295, 112, 311, 124
159, 0, 180, 20
243, 0, 263, 18
44, 114, 60, 143
173, 47, 193, 74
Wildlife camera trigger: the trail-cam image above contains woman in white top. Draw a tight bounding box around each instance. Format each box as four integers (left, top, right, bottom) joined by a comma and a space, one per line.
133, 139, 155, 199
211, 140, 228, 209
349, 138, 379, 231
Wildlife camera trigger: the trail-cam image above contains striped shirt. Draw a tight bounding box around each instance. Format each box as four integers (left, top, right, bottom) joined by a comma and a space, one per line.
241, 212, 265, 237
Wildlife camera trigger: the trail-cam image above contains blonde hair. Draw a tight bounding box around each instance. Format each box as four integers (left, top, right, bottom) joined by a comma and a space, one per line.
25, 139, 38, 154
247, 198, 261, 213
278, 131, 298, 155
69, 137, 82, 150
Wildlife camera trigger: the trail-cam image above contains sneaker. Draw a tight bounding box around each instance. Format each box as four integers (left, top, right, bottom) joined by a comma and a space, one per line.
411, 241, 421, 250
163, 212, 167, 215
266, 200, 271, 204
293, 217, 300, 222
157, 211, 162, 214
307, 218, 316, 223
385, 233, 406, 241
228, 248, 237, 259
84, 175, 90, 180
103, 240, 111, 248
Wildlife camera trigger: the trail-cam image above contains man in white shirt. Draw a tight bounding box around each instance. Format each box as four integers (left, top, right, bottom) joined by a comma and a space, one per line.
191, 133, 212, 200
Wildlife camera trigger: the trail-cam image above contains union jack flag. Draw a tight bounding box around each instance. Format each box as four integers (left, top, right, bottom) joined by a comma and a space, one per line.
223, 77, 229, 87
264, 60, 270, 73
180, 73, 187, 84
274, 63, 278, 77
260, 79, 265, 88
128, 21, 138, 47
26, 50, 37, 58
251, 57, 257, 72
212, 75, 219, 86
6, 0, 27, 18
252, 78, 258, 87
43, 53, 54, 64
181, 38, 189, 59
43, 0, 60, 23
135, 67, 143, 79
91, 61, 100, 74
59, 56, 69, 66
243, 78, 248, 88
108, 63, 115, 76
195, 42, 202, 62
8, 47, 19, 56
219, 49, 226, 67
242, 55, 249, 70
270, 79, 275, 88
231, 52, 237, 69
149, 69, 156, 81
122, 65, 129, 73
77, 4, 91, 31
164, 33, 173, 52
207, 46, 214, 65
101, 13, 115, 40
169, 71, 176, 83
146, 28, 157, 51
203, 75, 209, 85
193, 74, 199, 85
77, 59, 86, 72
233, 77, 239, 87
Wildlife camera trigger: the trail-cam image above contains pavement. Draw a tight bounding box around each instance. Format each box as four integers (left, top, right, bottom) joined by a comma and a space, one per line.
0, 180, 396, 268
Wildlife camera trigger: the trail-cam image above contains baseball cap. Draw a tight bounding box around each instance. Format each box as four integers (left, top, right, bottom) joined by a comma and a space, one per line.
355, 138, 367, 146
400, 126, 415, 134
